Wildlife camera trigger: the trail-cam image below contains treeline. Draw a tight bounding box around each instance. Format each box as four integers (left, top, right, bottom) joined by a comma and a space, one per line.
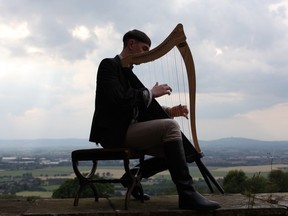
222, 169, 288, 194
0, 173, 43, 195
0, 173, 66, 195
52, 169, 288, 199
1, 169, 288, 199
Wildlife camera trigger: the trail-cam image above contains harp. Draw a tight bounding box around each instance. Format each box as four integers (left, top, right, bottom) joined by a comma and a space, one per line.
121, 24, 224, 193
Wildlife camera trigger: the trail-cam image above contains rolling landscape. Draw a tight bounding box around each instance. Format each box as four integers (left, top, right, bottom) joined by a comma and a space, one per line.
1, 137, 288, 166
1, 137, 288, 198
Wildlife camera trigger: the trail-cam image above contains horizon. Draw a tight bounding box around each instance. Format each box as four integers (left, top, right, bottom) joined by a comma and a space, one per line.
1, 136, 288, 143
1, 1, 288, 141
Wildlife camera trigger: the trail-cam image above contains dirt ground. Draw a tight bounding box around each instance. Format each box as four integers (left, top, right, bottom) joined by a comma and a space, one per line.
0, 199, 34, 216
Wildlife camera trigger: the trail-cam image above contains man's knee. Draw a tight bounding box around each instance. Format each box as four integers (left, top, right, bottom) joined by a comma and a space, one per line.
162, 119, 182, 142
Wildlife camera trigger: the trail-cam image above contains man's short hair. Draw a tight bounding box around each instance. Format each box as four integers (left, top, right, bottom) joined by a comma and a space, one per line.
123, 29, 151, 47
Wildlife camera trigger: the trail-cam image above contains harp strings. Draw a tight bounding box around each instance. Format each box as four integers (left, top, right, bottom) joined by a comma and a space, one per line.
133, 47, 192, 141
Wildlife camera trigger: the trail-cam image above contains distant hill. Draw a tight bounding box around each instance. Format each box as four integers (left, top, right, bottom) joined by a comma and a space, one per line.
201, 137, 288, 153
0, 138, 94, 154
201, 137, 288, 148
0, 137, 287, 154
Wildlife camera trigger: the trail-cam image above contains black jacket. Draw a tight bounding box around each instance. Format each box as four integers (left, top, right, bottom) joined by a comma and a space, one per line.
89, 56, 148, 147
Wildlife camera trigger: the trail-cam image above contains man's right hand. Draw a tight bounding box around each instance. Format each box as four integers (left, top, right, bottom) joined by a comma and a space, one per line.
151, 82, 172, 98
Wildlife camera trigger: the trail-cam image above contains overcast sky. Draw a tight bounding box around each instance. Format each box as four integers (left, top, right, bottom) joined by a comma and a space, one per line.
0, 0, 287, 141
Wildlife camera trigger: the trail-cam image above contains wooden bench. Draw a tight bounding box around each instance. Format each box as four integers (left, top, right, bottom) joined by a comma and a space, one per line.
71, 148, 145, 210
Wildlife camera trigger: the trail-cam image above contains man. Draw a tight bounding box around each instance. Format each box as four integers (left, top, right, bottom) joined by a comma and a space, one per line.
89, 29, 220, 211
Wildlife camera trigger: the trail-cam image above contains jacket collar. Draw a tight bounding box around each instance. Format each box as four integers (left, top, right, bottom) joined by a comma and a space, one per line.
115, 55, 133, 69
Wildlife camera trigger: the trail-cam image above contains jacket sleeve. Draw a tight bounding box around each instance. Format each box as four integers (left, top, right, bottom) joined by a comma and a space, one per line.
96, 58, 147, 113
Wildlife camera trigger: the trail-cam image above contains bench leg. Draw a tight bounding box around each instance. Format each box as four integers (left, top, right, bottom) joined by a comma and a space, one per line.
124, 155, 145, 210
72, 160, 99, 206
74, 185, 83, 206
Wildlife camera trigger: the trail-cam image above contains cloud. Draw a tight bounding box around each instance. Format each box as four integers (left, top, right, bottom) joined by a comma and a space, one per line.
0, 0, 287, 141
0, 22, 30, 39
198, 103, 288, 141
72, 26, 91, 41
236, 103, 288, 127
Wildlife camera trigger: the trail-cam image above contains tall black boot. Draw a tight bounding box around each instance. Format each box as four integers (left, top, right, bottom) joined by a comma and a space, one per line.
121, 157, 168, 200
131, 156, 168, 178
163, 140, 220, 211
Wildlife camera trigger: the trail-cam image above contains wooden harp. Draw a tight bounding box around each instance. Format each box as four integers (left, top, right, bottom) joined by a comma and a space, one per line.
121, 23, 201, 154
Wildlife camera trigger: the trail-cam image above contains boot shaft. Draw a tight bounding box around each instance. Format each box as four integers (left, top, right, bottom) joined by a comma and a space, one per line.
163, 140, 193, 184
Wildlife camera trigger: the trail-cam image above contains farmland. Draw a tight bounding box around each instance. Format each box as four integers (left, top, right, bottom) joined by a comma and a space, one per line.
1, 163, 288, 198
1, 137, 288, 198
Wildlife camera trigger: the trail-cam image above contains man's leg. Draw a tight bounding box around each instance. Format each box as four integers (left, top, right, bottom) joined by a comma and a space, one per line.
163, 139, 220, 210
123, 119, 179, 199
124, 119, 221, 210
124, 119, 180, 175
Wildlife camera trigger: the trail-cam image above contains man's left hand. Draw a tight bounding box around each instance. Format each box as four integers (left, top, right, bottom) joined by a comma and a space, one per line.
167, 104, 189, 119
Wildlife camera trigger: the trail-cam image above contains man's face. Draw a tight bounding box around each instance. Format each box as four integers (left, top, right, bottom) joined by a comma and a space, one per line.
129, 39, 150, 54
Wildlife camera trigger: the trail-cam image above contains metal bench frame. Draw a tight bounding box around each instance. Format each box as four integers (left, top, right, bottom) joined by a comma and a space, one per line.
71, 148, 145, 210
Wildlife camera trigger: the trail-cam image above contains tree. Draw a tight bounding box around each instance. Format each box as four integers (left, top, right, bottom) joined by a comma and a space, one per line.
222, 170, 247, 193
267, 170, 288, 192
52, 176, 114, 199
245, 172, 267, 193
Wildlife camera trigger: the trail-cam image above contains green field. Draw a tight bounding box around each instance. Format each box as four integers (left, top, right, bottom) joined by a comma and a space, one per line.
16, 191, 52, 198
1, 164, 287, 179
2, 164, 288, 198
0, 166, 74, 177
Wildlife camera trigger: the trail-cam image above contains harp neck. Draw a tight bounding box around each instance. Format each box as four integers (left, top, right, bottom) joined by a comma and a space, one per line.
121, 24, 186, 67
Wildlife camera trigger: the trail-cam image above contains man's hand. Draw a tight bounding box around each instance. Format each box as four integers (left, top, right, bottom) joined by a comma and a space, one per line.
151, 82, 172, 98
166, 104, 189, 119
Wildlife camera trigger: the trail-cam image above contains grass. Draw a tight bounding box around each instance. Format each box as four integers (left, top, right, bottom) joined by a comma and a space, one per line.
16, 191, 52, 198
213, 164, 286, 173
2, 164, 288, 198
0, 166, 83, 178
1, 164, 286, 179
42, 185, 60, 191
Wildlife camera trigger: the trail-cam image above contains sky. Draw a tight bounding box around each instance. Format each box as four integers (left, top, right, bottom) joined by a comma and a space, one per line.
0, 0, 288, 141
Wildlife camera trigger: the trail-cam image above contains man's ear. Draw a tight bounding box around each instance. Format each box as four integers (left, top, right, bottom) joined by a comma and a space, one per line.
127, 39, 135, 50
